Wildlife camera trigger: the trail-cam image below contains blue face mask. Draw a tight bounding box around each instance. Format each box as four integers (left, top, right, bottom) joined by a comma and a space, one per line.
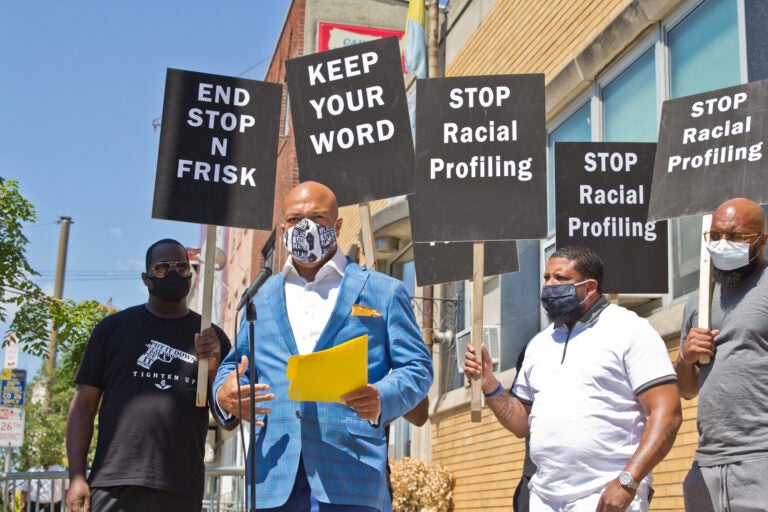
540, 280, 591, 318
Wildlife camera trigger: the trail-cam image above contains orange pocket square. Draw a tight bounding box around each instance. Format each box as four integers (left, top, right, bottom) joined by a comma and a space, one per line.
351, 304, 382, 317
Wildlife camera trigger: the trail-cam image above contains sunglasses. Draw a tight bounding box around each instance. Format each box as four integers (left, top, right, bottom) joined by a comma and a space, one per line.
150, 261, 192, 278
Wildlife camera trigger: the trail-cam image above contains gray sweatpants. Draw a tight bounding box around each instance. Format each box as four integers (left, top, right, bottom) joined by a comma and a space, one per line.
683, 457, 768, 512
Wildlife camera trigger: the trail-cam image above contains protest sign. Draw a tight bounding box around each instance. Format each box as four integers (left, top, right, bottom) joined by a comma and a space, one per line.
412, 74, 547, 242
286, 36, 414, 206
555, 142, 668, 293
407, 194, 518, 285
153, 68, 282, 229
649, 80, 768, 221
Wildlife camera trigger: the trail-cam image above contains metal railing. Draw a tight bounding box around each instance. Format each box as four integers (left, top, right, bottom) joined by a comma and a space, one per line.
0, 466, 246, 512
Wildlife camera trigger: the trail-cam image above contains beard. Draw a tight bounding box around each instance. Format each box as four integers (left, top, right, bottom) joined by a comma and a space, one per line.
712, 256, 760, 288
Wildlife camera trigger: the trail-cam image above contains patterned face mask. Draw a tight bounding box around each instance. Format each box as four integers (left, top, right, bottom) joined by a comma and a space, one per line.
283, 218, 337, 264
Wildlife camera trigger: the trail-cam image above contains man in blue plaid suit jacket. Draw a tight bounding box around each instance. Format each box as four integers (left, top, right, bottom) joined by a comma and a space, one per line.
213, 182, 433, 512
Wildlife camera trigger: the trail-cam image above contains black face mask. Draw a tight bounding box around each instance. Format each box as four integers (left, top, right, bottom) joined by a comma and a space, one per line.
147, 271, 191, 302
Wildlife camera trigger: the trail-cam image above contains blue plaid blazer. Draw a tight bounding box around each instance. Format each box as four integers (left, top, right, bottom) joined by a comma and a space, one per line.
212, 261, 433, 509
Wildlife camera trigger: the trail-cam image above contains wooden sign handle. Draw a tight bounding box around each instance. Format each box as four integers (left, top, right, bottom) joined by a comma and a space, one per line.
196, 225, 217, 407
359, 203, 377, 271
470, 241, 484, 422
698, 214, 712, 365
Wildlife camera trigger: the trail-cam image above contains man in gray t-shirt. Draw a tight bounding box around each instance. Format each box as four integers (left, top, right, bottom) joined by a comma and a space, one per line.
676, 197, 768, 512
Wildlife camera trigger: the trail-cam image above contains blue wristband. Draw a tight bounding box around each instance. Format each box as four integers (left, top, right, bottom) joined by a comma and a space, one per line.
483, 381, 504, 398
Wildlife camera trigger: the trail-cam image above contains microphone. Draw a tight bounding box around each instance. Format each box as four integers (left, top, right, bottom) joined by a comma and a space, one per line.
236, 267, 273, 311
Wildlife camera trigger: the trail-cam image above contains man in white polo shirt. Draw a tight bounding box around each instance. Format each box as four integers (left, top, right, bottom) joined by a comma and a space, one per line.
464, 246, 681, 512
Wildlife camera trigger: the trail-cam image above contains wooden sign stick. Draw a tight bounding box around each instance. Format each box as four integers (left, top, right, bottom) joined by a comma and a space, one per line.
196, 224, 217, 407
697, 214, 713, 365
359, 203, 377, 271
470, 241, 484, 422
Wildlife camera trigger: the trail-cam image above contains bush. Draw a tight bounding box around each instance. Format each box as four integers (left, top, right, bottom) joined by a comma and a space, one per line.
390, 457, 454, 512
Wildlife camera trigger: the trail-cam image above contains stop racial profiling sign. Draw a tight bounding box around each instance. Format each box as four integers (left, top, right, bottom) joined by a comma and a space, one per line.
649, 79, 768, 221
286, 36, 414, 206
555, 142, 668, 294
412, 74, 547, 242
153, 69, 282, 229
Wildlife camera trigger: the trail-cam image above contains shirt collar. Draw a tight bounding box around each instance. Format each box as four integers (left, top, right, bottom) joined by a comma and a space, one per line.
553, 295, 610, 331
282, 246, 347, 283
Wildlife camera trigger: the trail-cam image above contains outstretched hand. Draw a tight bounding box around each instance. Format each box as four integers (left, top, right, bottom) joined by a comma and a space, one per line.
216, 355, 274, 426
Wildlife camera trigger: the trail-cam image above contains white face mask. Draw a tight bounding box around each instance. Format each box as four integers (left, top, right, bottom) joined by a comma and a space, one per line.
706, 239, 752, 271
283, 218, 337, 264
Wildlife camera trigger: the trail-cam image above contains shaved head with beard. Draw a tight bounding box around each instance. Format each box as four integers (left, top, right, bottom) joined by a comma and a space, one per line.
710, 198, 768, 288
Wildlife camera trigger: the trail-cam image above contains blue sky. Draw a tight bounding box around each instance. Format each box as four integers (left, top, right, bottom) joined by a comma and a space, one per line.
0, 1, 292, 375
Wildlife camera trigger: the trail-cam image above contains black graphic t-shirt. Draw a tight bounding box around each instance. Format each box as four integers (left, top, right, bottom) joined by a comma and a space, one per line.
74, 305, 230, 499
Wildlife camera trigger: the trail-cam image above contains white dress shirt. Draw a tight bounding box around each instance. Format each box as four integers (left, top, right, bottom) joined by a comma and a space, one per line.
283, 248, 347, 354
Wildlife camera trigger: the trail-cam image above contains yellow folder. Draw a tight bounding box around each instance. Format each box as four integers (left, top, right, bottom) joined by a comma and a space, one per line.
286, 334, 368, 402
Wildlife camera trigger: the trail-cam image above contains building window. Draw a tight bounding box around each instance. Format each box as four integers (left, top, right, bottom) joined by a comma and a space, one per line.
544, 0, 741, 303
601, 48, 657, 143
548, 102, 591, 233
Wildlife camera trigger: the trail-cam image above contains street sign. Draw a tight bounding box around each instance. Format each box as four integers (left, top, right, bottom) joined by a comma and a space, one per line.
0, 407, 24, 447
3, 332, 18, 369
0, 369, 26, 407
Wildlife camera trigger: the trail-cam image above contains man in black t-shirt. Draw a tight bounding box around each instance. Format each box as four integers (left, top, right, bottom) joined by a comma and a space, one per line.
65, 239, 233, 512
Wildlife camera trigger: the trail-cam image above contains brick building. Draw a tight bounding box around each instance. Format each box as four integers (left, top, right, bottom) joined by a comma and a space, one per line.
207, 1, 767, 511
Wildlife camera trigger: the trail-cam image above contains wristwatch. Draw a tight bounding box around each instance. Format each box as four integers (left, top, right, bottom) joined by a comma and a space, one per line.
618, 471, 639, 490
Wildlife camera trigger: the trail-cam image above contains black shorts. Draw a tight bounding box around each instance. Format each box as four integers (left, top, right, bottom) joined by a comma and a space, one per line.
89, 485, 201, 512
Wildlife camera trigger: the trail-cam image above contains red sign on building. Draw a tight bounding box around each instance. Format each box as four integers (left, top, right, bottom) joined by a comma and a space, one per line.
317, 22, 406, 72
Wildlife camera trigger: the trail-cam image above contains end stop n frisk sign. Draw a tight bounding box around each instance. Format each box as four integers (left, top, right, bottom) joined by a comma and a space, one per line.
285, 36, 414, 207
649, 79, 768, 221
153, 69, 282, 230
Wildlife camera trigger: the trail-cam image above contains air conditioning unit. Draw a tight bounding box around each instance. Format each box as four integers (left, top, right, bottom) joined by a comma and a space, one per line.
455, 325, 500, 372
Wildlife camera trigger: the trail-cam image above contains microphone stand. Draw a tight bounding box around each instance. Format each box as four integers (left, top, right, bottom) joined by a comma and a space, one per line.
245, 300, 258, 512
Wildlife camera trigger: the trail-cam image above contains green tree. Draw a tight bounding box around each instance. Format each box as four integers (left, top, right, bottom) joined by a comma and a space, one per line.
2, 177, 117, 469
12, 299, 116, 470
0, 177, 46, 323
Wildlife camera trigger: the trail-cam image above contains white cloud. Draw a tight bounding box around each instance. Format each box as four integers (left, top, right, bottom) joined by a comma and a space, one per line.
110, 227, 123, 237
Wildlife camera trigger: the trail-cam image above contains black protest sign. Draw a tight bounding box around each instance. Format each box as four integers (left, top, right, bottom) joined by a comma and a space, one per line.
153, 69, 281, 229
285, 36, 414, 206
649, 80, 768, 221
406, 195, 518, 286
555, 142, 668, 294
413, 241, 520, 286
412, 74, 547, 242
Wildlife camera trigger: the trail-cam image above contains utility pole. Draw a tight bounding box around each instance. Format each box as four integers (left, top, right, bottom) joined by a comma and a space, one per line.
44, 216, 72, 410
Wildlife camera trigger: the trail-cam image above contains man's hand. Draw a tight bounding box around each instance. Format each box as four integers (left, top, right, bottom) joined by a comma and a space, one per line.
342, 384, 381, 423
463, 343, 498, 393
596, 479, 636, 512
215, 356, 274, 426
680, 327, 719, 364
195, 327, 223, 379
65, 476, 90, 512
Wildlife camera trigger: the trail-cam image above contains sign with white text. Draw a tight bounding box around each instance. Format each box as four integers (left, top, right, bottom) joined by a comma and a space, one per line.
286, 37, 414, 206
412, 74, 547, 242
0, 407, 24, 447
555, 143, 668, 293
153, 68, 282, 229
649, 80, 768, 220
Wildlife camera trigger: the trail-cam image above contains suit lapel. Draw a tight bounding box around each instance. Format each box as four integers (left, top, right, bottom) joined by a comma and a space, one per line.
314, 263, 368, 352
268, 273, 299, 355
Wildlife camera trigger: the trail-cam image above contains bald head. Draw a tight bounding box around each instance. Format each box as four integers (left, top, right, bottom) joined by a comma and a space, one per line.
283, 181, 338, 225
712, 197, 766, 235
